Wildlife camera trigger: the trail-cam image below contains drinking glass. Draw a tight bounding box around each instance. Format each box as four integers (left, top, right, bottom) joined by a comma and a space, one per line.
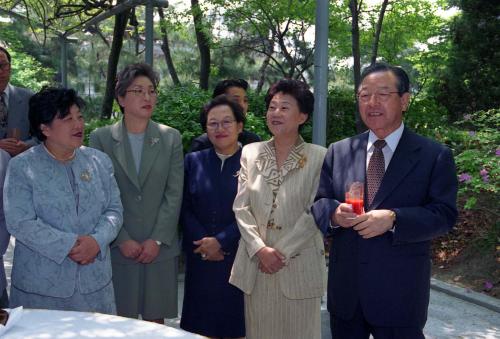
345, 181, 364, 215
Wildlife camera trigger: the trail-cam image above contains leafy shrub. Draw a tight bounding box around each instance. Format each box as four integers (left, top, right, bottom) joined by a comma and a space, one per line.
405, 96, 450, 138
435, 108, 500, 210
325, 88, 357, 145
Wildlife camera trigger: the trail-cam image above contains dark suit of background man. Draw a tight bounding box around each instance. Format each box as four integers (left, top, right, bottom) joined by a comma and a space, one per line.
189, 79, 260, 152
311, 62, 458, 339
0, 46, 34, 308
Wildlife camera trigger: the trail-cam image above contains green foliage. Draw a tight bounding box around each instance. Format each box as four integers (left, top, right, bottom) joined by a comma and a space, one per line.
0, 22, 55, 90
325, 88, 357, 145
9, 50, 54, 91
436, 108, 500, 209
435, 0, 500, 118
153, 84, 210, 150
404, 96, 450, 138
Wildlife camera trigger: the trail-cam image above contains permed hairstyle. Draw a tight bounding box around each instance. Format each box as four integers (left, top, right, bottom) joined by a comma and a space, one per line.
29, 87, 85, 142
265, 79, 314, 125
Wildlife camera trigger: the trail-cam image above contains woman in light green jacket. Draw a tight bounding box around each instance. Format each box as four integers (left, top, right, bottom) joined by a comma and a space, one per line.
90, 63, 183, 323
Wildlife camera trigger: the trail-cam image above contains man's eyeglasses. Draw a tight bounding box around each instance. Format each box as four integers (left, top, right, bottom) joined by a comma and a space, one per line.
207, 119, 236, 131
126, 89, 158, 97
357, 91, 400, 103
0, 63, 10, 71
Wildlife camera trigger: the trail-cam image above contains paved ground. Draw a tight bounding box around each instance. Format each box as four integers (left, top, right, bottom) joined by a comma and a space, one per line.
4, 239, 500, 338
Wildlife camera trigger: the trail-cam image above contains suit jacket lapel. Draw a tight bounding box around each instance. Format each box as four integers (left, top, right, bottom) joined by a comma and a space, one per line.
370, 128, 421, 209
7, 84, 20, 119
351, 133, 368, 184
138, 121, 161, 187
111, 120, 141, 190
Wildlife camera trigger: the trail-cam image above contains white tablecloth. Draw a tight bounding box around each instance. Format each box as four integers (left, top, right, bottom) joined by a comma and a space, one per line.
2, 308, 201, 338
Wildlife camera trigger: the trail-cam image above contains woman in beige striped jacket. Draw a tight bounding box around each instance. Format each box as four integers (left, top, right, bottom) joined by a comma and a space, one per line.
229, 79, 327, 339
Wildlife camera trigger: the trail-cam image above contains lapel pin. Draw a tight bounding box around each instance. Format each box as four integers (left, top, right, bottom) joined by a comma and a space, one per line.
298, 155, 307, 168
149, 137, 160, 146
80, 170, 92, 182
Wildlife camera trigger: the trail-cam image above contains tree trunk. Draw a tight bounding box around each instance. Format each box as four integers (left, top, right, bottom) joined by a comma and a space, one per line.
158, 8, 181, 86
370, 0, 390, 65
256, 54, 271, 94
256, 34, 275, 94
100, 6, 130, 119
191, 0, 210, 90
349, 0, 367, 133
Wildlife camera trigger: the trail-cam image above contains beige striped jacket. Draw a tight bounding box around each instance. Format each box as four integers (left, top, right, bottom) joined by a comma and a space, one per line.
229, 138, 327, 299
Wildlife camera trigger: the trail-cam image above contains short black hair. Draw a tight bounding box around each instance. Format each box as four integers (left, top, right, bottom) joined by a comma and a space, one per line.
265, 79, 314, 124
200, 95, 246, 132
359, 62, 410, 95
0, 46, 11, 63
115, 63, 159, 113
29, 87, 85, 142
212, 79, 248, 98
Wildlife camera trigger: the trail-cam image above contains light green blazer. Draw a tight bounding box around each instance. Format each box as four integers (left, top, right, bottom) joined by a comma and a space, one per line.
89, 119, 183, 264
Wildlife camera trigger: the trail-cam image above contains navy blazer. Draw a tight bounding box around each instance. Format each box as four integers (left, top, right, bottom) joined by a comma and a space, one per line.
181, 148, 241, 254
311, 127, 458, 328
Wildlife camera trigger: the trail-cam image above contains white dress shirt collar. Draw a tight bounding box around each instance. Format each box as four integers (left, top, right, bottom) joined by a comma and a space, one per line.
367, 122, 405, 153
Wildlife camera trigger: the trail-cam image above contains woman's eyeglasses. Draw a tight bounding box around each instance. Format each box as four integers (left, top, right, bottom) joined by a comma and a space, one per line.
126, 89, 158, 97
206, 119, 236, 131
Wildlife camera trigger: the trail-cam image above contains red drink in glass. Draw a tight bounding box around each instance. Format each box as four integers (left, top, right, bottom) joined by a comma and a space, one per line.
345, 182, 364, 215
345, 195, 364, 215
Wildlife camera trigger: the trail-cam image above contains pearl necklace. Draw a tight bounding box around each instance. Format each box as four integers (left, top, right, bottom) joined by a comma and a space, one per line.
43, 144, 76, 162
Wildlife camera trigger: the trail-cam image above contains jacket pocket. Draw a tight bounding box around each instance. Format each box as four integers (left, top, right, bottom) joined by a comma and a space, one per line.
279, 246, 326, 299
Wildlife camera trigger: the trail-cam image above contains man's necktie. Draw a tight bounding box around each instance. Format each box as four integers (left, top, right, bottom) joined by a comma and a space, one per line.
367, 139, 386, 206
0, 92, 7, 138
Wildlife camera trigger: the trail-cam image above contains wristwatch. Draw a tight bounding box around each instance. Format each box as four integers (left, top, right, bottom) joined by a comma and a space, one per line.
389, 210, 396, 227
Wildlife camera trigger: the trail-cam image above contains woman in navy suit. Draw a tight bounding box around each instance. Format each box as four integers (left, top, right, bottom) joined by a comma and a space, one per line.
180, 95, 245, 338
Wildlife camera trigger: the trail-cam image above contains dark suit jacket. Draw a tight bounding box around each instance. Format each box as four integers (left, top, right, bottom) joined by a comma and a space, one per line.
6, 84, 33, 142
311, 127, 458, 328
188, 129, 261, 153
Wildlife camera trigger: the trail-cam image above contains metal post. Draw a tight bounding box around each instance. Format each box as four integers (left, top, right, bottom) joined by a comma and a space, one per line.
145, 0, 154, 66
313, 0, 329, 146
60, 36, 68, 87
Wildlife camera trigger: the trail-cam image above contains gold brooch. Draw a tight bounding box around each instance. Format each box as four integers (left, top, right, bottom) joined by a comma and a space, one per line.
80, 170, 92, 182
149, 137, 160, 146
298, 155, 307, 168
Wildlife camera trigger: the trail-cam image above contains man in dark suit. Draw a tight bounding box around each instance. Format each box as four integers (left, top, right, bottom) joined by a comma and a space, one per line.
0, 46, 34, 156
0, 46, 34, 308
189, 79, 260, 152
311, 62, 458, 339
